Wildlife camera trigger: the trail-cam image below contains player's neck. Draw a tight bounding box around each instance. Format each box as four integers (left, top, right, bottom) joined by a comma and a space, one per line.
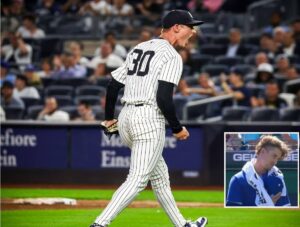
159, 33, 177, 47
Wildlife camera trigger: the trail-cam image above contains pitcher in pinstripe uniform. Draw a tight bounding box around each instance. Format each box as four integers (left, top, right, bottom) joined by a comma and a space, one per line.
90, 10, 208, 227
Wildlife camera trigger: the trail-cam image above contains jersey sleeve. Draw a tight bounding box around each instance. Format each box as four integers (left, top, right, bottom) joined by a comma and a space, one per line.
158, 55, 183, 85
111, 52, 131, 84
226, 176, 244, 206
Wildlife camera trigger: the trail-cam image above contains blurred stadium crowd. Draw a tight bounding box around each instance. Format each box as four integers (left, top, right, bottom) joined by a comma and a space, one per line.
1, 0, 300, 122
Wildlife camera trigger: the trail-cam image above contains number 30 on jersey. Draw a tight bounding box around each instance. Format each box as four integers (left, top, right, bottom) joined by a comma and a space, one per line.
128, 49, 155, 77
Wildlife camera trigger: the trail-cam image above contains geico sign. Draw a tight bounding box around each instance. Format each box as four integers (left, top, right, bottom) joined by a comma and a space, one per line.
233, 151, 298, 162
233, 153, 255, 161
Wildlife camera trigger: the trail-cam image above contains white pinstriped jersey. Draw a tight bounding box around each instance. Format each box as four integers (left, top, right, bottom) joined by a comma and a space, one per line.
111, 38, 183, 106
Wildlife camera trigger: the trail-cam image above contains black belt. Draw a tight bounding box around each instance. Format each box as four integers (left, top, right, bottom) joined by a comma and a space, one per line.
125, 103, 144, 107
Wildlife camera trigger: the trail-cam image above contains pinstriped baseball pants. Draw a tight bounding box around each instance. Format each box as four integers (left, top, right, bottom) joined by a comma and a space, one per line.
95, 105, 186, 227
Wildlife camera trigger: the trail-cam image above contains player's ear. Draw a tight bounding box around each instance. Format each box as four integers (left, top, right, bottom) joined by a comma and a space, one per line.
173, 24, 181, 33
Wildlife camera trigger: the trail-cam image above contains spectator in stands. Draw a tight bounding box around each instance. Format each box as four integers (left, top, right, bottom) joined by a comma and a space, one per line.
88, 60, 109, 84
294, 91, 300, 107
0, 80, 24, 108
24, 64, 42, 87
290, 18, 300, 41
138, 29, 152, 42
282, 30, 300, 57
35, 0, 61, 16
102, 32, 127, 59
62, 51, 87, 78
36, 58, 53, 78
16, 14, 45, 39
37, 97, 70, 121
259, 33, 282, 60
255, 52, 269, 67
61, 0, 82, 14
73, 101, 96, 122
8, 0, 26, 17
0, 61, 16, 87
69, 41, 90, 66
110, 0, 134, 16
286, 66, 300, 81
225, 28, 248, 57
274, 54, 290, 78
251, 80, 287, 109
220, 68, 251, 106
253, 63, 274, 85
273, 27, 285, 49
13, 74, 40, 99
135, 0, 163, 21
185, 72, 217, 97
0, 106, 5, 121
1, 32, 32, 68
79, 0, 111, 16
263, 11, 287, 35
175, 79, 207, 101
90, 42, 124, 69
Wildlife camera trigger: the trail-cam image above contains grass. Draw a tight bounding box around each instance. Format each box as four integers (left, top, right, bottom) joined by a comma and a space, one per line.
1, 208, 299, 227
1, 188, 224, 203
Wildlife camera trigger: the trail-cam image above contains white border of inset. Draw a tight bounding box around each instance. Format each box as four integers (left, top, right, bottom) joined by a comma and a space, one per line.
224, 132, 299, 208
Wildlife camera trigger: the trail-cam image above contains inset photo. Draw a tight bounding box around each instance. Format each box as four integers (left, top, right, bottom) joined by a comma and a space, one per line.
225, 132, 299, 207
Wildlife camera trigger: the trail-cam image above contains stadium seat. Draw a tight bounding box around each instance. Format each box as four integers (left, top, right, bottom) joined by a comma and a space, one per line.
76, 85, 106, 96
59, 105, 78, 120
45, 85, 74, 97
185, 77, 199, 87
198, 23, 217, 35
214, 56, 244, 67
231, 64, 254, 75
200, 44, 225, 56
92, 106, 104, 120
26, 105, 44, 120
246, 84, 265, 97
222, 106, 251, 121
283, 79, 300, 94
202, 64, 229, 77
20, 97, 41, 110
211, 35, 229, 45
173, 96, 188, 120
190, 54, 213, 73
75, 95, 100, 105
41, 77, 56, 88
279, 108, 300, 121
96, 77, 111, 87
249, 107, 279, 121
52, 95, 74, 107
3, 106, 24, 120
54, 78, 88, 88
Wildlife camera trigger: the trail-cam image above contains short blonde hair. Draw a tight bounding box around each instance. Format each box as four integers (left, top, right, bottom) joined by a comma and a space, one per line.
255, 135, 289, 160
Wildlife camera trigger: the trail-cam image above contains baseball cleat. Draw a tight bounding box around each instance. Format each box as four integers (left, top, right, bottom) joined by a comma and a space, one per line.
184, 217, 208, 227
89, 223, 104, 227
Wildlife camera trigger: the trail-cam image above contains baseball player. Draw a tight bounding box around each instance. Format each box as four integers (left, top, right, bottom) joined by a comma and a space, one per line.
226, 135, 291, 206
91, 10, 207, 227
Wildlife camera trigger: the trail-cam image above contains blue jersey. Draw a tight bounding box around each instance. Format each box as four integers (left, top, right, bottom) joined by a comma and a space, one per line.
226, 170, 290, 206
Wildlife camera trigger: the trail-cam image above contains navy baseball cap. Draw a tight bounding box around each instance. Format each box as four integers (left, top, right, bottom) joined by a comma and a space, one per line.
162, 10, 204, 29
264, 175, 284, 196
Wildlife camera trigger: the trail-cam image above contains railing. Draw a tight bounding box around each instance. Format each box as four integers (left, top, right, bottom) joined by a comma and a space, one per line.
182, 94, 234, 121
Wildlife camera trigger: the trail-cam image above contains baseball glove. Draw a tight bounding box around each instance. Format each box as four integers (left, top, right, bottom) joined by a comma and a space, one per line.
100, 121, 119, 139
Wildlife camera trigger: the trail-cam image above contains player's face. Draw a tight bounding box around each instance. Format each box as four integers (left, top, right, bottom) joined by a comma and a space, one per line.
177, 25, 196, 47
259, 147, 282, 170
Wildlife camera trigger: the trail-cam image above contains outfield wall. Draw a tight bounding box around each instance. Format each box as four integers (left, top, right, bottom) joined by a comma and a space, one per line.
1, 121, 299, 186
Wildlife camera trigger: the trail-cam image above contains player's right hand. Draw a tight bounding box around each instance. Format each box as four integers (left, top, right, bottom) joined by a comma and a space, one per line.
173, 126, 189, 140
102, 119, 118, 127
271, 192, 282, 205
